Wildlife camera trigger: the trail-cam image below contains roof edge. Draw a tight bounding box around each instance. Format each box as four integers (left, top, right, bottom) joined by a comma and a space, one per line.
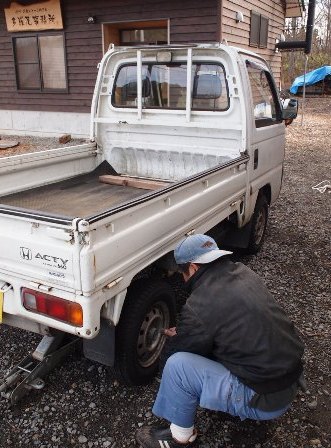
285, 0, 305, 18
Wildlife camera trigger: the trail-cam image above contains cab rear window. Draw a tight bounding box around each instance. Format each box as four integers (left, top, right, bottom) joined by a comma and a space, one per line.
112, 62, 229, 111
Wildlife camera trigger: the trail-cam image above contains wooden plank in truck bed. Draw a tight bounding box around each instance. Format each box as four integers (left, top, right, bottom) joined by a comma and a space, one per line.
99, 175, 169, 190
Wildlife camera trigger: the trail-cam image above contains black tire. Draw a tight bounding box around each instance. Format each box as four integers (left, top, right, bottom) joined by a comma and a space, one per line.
114, 279, 176, 385
246, 194, 269, 254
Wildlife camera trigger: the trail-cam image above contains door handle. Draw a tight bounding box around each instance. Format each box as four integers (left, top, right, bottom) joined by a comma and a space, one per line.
254, 148, 259, 169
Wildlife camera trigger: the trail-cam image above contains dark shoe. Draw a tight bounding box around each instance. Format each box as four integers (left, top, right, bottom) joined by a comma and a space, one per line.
136, 425, 197, 448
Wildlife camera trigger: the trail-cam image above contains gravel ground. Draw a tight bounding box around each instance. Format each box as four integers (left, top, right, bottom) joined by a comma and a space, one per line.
0, 98, 330, 448
0, 135, 88, 157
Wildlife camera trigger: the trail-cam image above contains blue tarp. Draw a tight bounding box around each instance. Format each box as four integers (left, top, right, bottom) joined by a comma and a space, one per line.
290, 66, 331, 94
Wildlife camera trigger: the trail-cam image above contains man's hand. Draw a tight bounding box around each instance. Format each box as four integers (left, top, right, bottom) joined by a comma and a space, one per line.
163, 327, 177, 337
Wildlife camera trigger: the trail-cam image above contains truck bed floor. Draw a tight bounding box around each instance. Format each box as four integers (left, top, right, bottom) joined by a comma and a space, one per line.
0, 162, 152, 219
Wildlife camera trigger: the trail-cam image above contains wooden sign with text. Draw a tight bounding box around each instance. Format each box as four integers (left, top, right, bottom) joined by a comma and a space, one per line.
4, 0, 63, 32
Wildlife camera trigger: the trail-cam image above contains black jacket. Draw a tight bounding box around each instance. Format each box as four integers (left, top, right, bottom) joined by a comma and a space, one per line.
165, 258, 304, 395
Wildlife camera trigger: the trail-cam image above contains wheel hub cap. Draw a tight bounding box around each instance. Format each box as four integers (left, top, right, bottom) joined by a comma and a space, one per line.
137, 301, 170, 368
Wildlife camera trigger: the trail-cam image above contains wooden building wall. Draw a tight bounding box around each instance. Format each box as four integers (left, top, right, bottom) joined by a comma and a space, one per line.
0, 0, 285, 115
221, 0, 285, 83
0, 0, 219, 114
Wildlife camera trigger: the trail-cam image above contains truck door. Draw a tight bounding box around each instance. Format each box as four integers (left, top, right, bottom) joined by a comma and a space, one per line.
244, 58, 285, 205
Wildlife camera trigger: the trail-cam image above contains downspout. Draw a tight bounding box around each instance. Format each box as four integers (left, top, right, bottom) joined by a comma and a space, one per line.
304, 0, 316, 54
217, 0, 223, 42
276, 0, 316, 54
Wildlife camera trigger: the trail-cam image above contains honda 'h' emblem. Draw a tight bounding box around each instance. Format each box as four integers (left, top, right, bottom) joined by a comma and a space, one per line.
20, 247, 32, 261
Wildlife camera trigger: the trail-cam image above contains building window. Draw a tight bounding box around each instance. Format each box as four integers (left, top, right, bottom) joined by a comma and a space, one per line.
112, 62, 229, 111
102, 20, 169, 53
250, 12, 269, 48
120, 28, 167, 46
246, 60, 281, 127
13, 33, 67, 91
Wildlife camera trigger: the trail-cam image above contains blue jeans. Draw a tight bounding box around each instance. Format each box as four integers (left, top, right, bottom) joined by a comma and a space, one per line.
153, 352, 290, 428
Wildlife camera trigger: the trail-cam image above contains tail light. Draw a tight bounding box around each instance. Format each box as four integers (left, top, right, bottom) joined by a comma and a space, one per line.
22, 288, 83, 327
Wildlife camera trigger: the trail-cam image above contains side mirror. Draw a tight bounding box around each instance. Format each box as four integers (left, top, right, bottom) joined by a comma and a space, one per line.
281, 98, 298, 121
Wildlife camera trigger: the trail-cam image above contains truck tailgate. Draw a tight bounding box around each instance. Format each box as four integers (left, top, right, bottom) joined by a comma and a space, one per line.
0, 214, 79, 291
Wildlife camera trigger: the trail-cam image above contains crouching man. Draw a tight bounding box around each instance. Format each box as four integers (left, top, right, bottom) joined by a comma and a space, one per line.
136, 234, 305, 448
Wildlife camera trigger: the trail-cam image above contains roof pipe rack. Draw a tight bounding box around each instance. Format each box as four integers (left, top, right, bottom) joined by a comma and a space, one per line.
276, 0, 316, 54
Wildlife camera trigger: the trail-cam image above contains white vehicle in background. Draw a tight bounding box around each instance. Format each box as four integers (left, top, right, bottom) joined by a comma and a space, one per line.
0, 43, 298, 399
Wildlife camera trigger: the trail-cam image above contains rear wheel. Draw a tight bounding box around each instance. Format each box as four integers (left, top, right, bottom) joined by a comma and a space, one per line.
114, 279, 176, 385
246, 194, 269, 254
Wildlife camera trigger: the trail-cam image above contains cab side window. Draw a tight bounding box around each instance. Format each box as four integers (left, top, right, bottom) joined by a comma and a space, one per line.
246, 60, 281, 127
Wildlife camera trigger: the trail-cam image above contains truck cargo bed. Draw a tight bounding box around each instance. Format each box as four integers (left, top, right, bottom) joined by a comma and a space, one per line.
0, 162, 159, 219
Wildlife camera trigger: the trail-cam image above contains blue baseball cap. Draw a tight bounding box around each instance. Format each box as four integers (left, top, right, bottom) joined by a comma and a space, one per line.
174, 234, 232, 265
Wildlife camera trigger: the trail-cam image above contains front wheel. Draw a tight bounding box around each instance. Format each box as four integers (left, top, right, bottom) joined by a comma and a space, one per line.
114, 279, 176, 385
245, 194, 269, 254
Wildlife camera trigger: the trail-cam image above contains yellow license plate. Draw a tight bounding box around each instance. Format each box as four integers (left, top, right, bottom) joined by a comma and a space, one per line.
0, 291, 3, 323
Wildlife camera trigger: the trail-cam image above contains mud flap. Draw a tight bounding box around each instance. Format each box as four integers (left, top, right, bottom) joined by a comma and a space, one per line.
223, 220, 253, 249
83, 319, 115, 366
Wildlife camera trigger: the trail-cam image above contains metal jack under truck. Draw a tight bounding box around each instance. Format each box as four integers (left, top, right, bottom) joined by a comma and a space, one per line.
0, 43, 298, 403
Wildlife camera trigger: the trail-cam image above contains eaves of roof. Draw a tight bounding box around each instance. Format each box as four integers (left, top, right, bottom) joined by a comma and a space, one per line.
285, 0, 305, 18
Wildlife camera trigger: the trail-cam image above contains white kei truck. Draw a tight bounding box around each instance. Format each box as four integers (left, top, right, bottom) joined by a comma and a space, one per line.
0, 43, 298, 403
